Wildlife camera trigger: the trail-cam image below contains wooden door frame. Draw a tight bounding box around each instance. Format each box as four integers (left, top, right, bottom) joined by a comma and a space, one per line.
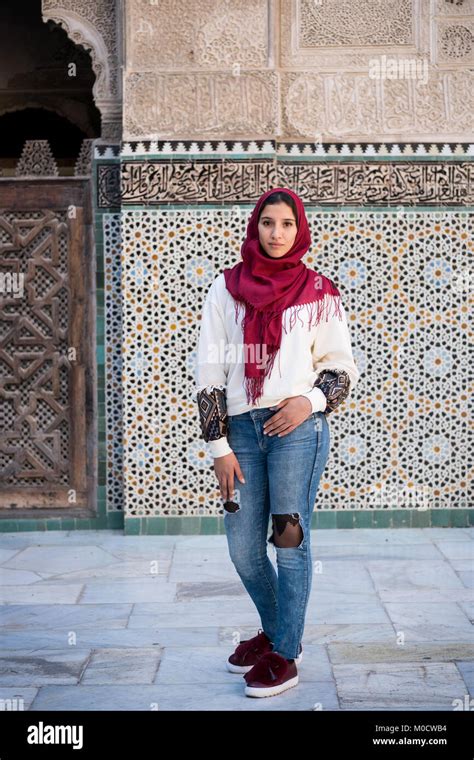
0, 178, 97, 518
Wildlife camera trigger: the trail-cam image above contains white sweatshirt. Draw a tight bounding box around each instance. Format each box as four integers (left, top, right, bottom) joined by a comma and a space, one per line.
194, 272, 360, 458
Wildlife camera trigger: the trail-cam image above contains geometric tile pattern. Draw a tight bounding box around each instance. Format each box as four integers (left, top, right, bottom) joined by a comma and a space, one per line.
103, 213, 123, 511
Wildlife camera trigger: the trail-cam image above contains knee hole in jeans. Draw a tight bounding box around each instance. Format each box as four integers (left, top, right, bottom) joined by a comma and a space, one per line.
268, 513, 304, 548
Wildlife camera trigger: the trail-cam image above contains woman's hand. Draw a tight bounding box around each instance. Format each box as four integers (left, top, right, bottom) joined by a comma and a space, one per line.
263, 396, 313, 438
213, 452, 246, 501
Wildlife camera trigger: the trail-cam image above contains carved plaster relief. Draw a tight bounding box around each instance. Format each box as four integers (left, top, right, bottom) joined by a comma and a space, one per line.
281, 69, 474, 140
298, 0, 414, 47
124, 71, 278, 139
126, 0, 269, 69
280, 0, 430, 70
436, 0, 474, 15
434, 0, 474, 68
436, 20, 474, 65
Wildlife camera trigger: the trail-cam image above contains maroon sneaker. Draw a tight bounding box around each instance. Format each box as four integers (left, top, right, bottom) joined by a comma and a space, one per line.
243, 651, 299, 697
226, 628, 273, 673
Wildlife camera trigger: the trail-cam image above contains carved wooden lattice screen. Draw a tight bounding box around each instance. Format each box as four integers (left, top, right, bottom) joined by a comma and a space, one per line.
0, 180, 96, 511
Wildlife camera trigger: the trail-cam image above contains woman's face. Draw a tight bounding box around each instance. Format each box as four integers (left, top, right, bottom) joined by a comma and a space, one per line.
257, 201, 298, 258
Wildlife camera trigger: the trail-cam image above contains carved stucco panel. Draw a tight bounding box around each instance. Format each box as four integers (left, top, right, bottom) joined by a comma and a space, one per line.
435, 20, 474, 66
280, 0, 430, 70
445, 70, 474, 127
126, 0, 269, 69
282, 70, 474, 139
326, 75, 380, 136
124, 71, 278, 139
298, 0, 414, 47
282, 73, 380, 138
410, 72, 448, 133
123, 72, 157, 136
435, 0, 474, 16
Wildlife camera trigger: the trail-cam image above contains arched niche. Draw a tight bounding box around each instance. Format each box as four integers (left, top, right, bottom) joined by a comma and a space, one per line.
41, 0, 122, 141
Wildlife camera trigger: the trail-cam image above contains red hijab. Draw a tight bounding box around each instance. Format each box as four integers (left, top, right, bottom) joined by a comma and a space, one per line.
223, 187, 342, 405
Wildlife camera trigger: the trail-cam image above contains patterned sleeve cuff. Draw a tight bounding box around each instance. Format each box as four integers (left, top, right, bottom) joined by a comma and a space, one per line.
196, 385, 232, 455
312, 369, 351, 415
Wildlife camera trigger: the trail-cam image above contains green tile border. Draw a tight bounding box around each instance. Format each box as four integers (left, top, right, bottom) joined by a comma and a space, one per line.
87, 154, 121, 531
0, 512, 125, 533
120, 151, 472, 163
1, 509, 472, 534
116, 509, 474, 535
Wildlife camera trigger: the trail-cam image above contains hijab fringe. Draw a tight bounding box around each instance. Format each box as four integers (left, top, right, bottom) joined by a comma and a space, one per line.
232, 291, 342, 331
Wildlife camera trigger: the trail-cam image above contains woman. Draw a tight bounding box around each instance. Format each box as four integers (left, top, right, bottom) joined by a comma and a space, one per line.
195, 187, 360, 698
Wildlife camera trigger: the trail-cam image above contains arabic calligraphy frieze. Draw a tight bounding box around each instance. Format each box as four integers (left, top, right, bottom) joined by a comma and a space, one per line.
97, 159, 474, 208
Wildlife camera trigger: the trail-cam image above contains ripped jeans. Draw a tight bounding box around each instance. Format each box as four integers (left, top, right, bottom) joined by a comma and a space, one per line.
223, 407, 330, 660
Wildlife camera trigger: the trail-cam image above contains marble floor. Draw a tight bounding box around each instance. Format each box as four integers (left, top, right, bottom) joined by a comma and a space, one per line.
0, 527, 472, 711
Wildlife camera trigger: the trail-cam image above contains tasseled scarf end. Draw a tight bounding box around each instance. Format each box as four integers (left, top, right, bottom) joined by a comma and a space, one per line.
232, 290, 343, 406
